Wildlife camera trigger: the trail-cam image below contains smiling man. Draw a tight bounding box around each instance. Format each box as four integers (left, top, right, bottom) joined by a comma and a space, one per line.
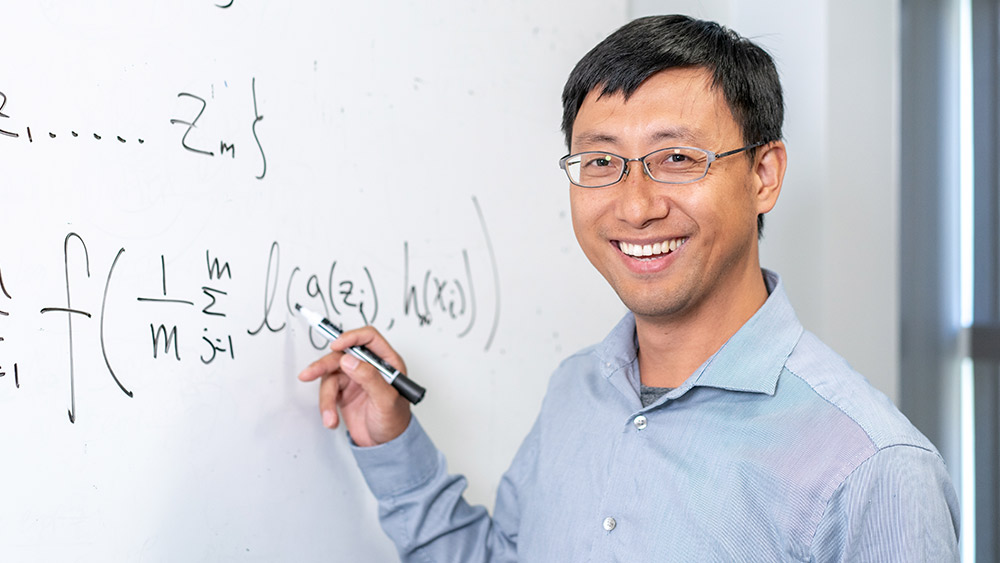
564, 65, 782, 390
298, 15, 960, 561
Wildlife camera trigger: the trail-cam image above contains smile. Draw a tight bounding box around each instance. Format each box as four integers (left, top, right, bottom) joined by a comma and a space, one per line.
618, 237, 688, 259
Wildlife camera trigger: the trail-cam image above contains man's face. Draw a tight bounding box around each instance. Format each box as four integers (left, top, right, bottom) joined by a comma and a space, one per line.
568, 67, 770, 323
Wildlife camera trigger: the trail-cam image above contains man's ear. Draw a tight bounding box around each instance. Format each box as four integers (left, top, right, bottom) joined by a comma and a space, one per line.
752, 140, 787, 215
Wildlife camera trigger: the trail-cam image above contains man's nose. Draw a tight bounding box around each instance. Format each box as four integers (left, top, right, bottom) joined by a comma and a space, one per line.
616, 159, 669, 228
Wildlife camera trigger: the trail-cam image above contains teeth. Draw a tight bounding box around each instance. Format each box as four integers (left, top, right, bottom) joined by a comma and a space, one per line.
618, 238, 687, 258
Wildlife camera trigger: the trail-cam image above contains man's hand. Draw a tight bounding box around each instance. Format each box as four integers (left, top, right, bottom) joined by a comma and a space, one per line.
297, 326, 411, 447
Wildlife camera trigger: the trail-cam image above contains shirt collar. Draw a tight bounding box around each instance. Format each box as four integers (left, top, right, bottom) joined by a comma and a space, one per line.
594, 269, 803, 397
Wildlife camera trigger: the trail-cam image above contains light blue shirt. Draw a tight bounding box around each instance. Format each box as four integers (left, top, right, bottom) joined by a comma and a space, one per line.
352, 271, 960, 562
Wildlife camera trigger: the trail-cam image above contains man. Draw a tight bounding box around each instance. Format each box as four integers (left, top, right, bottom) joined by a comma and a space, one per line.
298, 15, 960, 561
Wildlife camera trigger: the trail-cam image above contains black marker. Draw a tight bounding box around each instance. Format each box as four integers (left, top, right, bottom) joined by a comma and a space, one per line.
295, 304, 425, 404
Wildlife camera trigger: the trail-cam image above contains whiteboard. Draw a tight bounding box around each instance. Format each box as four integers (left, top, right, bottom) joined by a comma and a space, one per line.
0, 2, 628, 560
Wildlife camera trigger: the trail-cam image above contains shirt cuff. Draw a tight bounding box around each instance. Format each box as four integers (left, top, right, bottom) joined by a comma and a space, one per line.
350, 415, 442, 499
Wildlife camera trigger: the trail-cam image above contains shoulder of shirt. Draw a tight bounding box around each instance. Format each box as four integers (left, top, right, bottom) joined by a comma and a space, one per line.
541, 341, 614, 390
557, 342, 602, 365
551, 342, 602, 374
784, 329, 939, 456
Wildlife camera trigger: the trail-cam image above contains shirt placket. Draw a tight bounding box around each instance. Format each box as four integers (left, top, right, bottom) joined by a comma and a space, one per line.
587, 405, 655, 561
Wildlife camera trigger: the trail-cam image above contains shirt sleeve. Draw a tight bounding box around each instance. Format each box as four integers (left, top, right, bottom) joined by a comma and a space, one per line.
350, 415, 538, 563
810, 444, 961, 562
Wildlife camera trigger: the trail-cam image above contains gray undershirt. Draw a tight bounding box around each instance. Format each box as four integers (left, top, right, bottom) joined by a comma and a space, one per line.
639, 383, 675, 408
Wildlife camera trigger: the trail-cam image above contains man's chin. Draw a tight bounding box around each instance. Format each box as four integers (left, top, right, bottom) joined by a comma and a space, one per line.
614, 290, 689, 320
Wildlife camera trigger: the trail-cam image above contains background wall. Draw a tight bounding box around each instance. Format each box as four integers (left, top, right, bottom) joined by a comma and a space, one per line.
0, 2, 630, 560
632, 0, 902, 402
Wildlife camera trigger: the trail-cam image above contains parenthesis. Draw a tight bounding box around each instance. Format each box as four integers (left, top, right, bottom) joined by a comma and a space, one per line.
289, 266, 328, 349
101, 248, 133, 397
0, 264, 11, 299
363, 266, 378, 325
327, 261, 341, 316
471, 196, 500, 351
457, 249, 475, 338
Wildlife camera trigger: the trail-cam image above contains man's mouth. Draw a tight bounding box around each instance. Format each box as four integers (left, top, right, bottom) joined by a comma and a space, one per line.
617, 237, 688, 260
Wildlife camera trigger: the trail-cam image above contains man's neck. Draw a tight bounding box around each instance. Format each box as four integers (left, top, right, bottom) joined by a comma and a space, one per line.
634, 267, 770, 388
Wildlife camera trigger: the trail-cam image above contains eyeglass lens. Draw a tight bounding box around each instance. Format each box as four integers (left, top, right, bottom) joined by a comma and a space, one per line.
565, 147, 711, 187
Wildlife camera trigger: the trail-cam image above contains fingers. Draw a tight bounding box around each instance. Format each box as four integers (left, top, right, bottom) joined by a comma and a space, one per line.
295, 325, 411, 443
337, 352, 411, 445
296, 351, 345, 428
298, 326, 403, 405
297, 349, 343, 382
338, 352, 399, 409
328, 326, 407, 374
318, 371, 343, 428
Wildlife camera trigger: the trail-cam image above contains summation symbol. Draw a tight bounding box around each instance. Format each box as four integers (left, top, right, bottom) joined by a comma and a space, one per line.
200, 249, 235, 364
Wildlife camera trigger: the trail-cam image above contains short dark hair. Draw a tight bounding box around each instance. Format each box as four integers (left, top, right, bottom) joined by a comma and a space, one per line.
560, 15, 784, 237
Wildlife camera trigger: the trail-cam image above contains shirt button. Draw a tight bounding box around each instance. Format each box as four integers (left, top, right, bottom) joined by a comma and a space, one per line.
633, 415, 648, 430
603, 516, 617, 531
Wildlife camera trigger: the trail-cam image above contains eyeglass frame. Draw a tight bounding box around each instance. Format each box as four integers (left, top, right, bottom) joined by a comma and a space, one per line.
557, 141, 767, 188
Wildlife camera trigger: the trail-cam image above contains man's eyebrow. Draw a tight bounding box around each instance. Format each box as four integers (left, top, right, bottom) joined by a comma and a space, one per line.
572, 127, 702, 150
648, 127, 699, 144
571, 132, 620, 148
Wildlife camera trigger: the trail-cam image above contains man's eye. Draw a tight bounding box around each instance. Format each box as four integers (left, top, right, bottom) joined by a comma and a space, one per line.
584, 155, 615, 167
655, 152, 692, 166
653, 149, 704, 170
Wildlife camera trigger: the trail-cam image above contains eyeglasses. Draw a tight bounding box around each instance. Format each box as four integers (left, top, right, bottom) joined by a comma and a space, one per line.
558, 142, 765, 188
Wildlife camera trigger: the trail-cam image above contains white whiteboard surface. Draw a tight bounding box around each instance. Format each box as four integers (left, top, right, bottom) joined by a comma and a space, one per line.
0, 2, 628, 560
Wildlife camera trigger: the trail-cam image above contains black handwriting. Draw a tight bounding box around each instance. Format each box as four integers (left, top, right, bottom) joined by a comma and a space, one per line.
170, 92, 214, 156
248, 241, 285, 335
251, 77, 266, 180
100, 248, 132, 398
0, 91, 18, 138
39, 233, 91, 423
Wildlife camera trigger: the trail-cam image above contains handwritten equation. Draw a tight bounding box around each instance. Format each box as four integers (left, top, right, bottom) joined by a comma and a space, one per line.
0, 198, 499, 423
0, 79, 267, 180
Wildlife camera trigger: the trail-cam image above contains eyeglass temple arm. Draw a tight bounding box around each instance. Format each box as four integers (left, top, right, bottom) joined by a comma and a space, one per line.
715, 140, 768, 160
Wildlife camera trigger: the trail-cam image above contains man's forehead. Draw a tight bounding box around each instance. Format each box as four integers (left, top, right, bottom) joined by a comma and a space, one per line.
571, 69, 732, 149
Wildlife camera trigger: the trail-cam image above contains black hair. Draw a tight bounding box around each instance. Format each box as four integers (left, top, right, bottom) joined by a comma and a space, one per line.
560, 15, 784, 237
